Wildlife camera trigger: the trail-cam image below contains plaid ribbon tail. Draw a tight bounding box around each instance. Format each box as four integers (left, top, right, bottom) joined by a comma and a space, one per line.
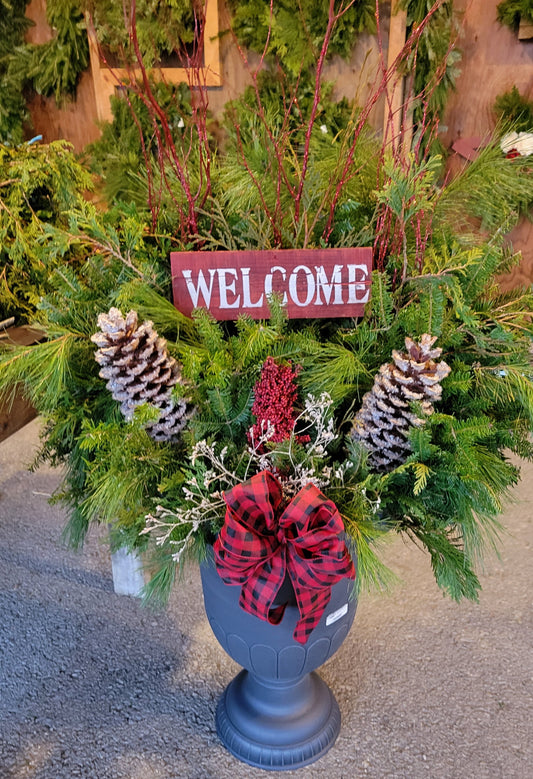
290, 580, 333, 645
281, 484, 356, 644
237, 545, 287, 626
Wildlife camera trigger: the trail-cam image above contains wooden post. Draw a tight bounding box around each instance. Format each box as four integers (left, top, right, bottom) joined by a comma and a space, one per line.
383, 0, 412, 152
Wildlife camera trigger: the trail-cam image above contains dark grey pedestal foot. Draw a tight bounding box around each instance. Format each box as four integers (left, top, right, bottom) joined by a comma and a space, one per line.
216, 669, 341, 770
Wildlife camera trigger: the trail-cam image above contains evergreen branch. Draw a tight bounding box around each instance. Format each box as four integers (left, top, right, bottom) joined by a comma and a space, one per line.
436, 142, 533, 234
233, 317, 283, 369
0, 335, 81, 411
408, 525, 482, 602
341, 516, 399, 595
116, 281, 199, 345
300, 343, 374, 402
140, 548, 177, 608
473, 366, 533, 423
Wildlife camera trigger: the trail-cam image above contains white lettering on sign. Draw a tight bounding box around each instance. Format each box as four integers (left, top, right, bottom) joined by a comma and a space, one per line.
171, 248, 372, 320
289, 265, 315, 307
315, 264, 343, 305
241, 267, 264, 308
264, 266, 288, 305
348, 264, 371, 304
181, 268, 217, 308
179, 265, 370, 310
217, 268, 240, 309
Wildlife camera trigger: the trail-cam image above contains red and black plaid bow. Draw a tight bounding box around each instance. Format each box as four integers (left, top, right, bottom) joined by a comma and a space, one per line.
213, 470, 356, 644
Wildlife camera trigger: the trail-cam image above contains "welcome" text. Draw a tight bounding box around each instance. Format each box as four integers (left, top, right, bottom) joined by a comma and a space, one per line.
170, 248, 372, 320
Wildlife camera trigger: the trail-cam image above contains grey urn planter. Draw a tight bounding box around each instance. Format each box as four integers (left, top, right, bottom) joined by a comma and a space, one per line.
200, 546, 357, 770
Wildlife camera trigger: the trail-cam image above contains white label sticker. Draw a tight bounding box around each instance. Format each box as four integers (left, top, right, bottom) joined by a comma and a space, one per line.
326, 603, 348, 626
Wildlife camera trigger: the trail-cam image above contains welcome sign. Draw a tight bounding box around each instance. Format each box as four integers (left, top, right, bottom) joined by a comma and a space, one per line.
170, 247, 372, 320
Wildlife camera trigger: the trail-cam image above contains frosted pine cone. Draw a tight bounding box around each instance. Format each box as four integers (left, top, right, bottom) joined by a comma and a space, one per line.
351, 334, 451, 472
91, 307, 191, 442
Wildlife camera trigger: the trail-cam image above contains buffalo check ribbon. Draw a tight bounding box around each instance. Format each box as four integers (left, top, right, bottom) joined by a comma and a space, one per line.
213, 470, 355, 644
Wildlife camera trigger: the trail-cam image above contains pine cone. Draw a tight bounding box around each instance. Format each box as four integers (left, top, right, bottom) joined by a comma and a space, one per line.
91, 307, 191, 442
351, 334, 451, 472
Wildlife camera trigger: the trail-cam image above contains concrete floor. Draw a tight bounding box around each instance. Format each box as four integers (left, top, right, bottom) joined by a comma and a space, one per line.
0, 419, 531, 778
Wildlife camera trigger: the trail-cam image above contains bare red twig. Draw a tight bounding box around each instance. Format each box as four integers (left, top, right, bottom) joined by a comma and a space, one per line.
96, 0, 456, 257
321, 0, 448, 243
228, 0, 301, 236
373, 1, 459, 274
293, 0, 358, 223
112, 0, 214, 239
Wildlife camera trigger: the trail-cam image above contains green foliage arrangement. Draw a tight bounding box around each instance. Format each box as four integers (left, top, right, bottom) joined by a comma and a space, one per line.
0, 139, 93, 323
84, 0, 195, 66
28, 0, 89, 101
1, 130, 533, 607
494, 85, 533, 133
84, 1, 463, 248
0, 0, 89, 143
0, 196, 183, 545
86, 79, 194, 211
1, 2, 533, 617
0, 0, 194, 144
0, 0, 33, 144
496, 0, 533, 31
85, 82, 191, 209
229, 0, 376, 76
85, 66, 376, 245
213, 71, 378, 249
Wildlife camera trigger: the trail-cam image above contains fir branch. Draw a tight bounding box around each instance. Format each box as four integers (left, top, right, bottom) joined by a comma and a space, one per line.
192, 383, 253, 439
436, 141, 533, 234
367, 271, 395, 332
115, 281, 199, 346
409, 526, 482, 602
0, 334, 83, 412
300, 343, 374, 402
232, 316, 283, 370
140, 548, 177, 609
342, 518, 399, 595
472, 366, 533, 424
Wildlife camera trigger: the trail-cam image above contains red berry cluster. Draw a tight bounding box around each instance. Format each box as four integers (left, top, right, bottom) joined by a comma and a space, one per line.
248, 357, 308, 448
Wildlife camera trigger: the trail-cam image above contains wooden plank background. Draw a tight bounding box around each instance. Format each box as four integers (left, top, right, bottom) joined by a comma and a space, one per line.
440, 0, 533, 292
21, 0, 533, 290
24, 0, 533, 150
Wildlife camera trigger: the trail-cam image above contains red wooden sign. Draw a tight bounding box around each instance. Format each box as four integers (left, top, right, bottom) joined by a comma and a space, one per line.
170, 247, 372, 320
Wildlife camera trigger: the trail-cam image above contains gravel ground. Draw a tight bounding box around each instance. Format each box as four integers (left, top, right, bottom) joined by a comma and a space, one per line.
0, 419, 532, 779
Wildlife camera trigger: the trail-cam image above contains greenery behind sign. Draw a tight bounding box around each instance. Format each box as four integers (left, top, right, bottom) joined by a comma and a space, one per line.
497, 0, 533, 31
0, 1, 459, 150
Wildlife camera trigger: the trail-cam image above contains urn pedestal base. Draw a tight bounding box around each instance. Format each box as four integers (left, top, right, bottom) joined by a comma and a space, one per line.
216, 669, 341, 770
200, 547, 357, 771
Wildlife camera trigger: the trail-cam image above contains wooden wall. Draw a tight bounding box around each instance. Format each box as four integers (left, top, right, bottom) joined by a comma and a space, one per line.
442, 0, 533, 144
441, 0, 533, 291
25, 0, 101, 149
24, 0, 389, 149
